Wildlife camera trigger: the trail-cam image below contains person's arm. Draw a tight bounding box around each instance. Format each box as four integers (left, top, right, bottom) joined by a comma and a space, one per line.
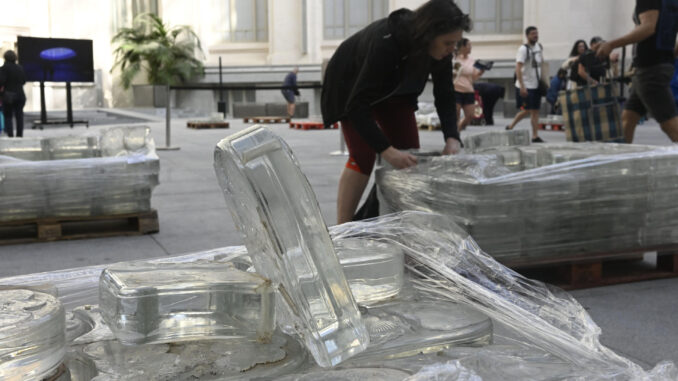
344, 39, 417, 168
674, 41, 678, 57
471, 68, 485, 81
516, 62, 526, 95
431, 55, 461, 155
577, 62, 598, 85
597, 10, 659, 57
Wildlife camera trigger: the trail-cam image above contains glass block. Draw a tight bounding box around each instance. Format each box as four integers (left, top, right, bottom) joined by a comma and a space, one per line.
334, 238, 404, 306
276, 368, 411, 380
0, 289, 65, 381
99, 261, 275, 345
214, 126, 369, 367
80, 334, 307, 380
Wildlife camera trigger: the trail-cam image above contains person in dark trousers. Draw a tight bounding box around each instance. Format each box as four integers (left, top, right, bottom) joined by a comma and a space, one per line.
597, 0, 678, 143
505, 26, 546, 143
322, 0, 470, 224
0, 50, 26, 138
282, 67, 300, 118
473, 82, 504, 125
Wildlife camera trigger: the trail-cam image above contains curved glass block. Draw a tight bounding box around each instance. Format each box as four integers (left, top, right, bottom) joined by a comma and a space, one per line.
99, 262, 275, 345
0, 289, 65, 381
214, 126, 369, 367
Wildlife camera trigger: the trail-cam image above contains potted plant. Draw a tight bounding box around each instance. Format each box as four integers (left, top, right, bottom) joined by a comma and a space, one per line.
112, 13, 204, 107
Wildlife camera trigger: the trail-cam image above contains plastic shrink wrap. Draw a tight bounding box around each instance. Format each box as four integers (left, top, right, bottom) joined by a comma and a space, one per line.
377, 132, 678, 262
0, 126, 159, 221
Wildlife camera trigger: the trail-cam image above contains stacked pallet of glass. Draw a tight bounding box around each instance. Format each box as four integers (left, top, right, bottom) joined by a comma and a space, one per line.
0, 126, 159, 221
376, 131, 678, 262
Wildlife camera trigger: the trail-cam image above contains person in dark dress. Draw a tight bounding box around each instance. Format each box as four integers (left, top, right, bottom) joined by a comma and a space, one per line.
0, 50, 27, 138
322, 0, 471, 224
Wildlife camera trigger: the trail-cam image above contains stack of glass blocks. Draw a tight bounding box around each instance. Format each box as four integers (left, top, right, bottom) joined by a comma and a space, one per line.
1, 126, 675, 380
0, 126, 159, 221
376, 130, 678, 262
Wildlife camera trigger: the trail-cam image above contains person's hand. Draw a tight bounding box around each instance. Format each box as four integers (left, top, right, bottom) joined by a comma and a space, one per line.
520, 86, 528, 98
596, 42, 613, 58
442, 138, 461, 155
610, 51, 620, 63
381, 146, 418, 169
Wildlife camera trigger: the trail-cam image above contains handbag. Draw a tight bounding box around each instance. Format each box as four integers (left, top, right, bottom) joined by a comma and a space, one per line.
558, 83, 624, 142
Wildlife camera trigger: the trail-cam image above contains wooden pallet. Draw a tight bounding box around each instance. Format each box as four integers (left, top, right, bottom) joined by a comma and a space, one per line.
289, 121, 339, 130
187, 121, 230, 129
0, 210, 159, 246
502, 245, 678, 290
243, 116, 291, 124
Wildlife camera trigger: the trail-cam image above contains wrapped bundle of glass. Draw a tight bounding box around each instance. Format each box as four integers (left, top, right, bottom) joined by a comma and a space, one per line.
0, 289, 66, 381
99, 262, 276, 345
214, 126, 369, 367
0, 126, 159, 221
377, 134, 678, 261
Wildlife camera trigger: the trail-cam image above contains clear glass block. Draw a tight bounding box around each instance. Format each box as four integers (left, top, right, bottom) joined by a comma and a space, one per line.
214, 126, 369, 367
334, 238, 404, 306
99, 261, 275, 345
276, 368, 411, 380
80, 334, 307, 380
0, 289, 65, 381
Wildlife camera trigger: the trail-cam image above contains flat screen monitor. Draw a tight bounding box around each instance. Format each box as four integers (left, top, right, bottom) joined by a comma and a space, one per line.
17, 36, 94, 83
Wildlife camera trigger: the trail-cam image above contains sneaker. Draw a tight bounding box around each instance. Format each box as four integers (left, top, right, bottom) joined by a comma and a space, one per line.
532, 137, 545, 143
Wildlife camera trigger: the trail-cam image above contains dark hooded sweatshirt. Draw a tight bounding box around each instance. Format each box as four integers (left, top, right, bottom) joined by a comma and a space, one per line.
321, 8, 459, 154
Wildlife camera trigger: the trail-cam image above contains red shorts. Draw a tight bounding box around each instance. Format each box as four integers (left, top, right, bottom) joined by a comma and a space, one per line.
341, 97, 420, 175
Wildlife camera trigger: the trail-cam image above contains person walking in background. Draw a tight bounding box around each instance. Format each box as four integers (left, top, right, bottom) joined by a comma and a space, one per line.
281, 67, 300, 118
322, 0, 470, 224
0, 50, 26, 138
453, 38, 485, 131
596, 0, 678, 143
506, 26, 546, 143
563, 39, 588, 88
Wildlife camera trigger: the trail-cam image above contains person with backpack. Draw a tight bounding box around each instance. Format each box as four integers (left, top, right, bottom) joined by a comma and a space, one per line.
0, 50, 26, 138
596, 0, 678, 143
505, 26, 546, 143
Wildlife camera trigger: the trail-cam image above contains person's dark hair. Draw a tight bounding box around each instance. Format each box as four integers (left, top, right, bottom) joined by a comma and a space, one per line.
557, 68, 568, 78
456, 38, 470, 50
590, 36, 604, 45
569, 39, 588, 57
411, 0, 472, 56
525, 26, 537, 36
3, 50, 17, 63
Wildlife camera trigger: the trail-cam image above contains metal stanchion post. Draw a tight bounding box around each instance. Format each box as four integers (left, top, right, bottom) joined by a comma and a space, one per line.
329, 123, 349, 156
157, 84, 180, 151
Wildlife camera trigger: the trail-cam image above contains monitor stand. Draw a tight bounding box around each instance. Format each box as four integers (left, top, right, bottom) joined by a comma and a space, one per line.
32, 82, 89, 130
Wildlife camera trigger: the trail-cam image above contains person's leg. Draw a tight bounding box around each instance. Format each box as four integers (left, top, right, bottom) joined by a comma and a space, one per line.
337, 167, 370, 224
659, 116, 678, 142
460, 103, 475, 131
336, 119, 376, 224
507, 109, 528, 130
622, 109, 642, 143
530, 110, 540, 139
3, 105, 13, 137
14, 99, 24, 137
456, 102, 462, 128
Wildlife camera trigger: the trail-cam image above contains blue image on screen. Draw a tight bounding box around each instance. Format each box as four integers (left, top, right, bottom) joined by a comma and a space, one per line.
40, 47, 77, 61
18, 36, 94, 83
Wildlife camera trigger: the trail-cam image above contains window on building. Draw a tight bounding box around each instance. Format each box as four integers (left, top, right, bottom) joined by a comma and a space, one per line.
218, 0, 269, 42
457, 0, 523, 35
323, 0, 388, 40
112, 0, 159, 31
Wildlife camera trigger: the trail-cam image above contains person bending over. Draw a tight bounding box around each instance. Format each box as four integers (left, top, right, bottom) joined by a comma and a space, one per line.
322, 0, 470, 224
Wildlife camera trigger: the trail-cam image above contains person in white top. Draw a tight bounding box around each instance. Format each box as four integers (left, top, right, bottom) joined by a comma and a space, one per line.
506, 26, 546, 143
453, 38, 485, 131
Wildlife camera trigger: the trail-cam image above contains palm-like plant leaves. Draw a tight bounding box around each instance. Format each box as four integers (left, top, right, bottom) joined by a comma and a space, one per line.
112, 13, 204, 88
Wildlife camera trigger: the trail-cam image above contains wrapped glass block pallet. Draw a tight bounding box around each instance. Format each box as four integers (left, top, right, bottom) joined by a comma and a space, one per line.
0, 126, 160, 243
376, 131, 678, 266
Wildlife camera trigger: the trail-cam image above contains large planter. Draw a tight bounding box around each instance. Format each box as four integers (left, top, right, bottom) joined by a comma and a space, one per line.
132, 85, 175, 108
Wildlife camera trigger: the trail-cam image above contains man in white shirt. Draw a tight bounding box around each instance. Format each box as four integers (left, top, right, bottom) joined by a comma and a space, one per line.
506, 26, 546, 143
